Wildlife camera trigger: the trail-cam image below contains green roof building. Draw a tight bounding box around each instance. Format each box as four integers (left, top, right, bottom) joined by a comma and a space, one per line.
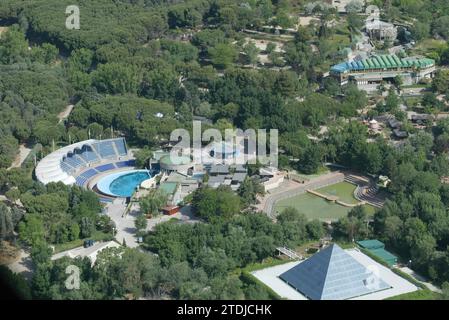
357, 239, 398, 267
330, 55, 436, 87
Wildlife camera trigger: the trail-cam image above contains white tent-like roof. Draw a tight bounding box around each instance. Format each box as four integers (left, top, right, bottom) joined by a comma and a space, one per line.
35, 139, 96, 185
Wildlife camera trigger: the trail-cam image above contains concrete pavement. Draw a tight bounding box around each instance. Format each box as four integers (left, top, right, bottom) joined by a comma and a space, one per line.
399, 267, 442, 293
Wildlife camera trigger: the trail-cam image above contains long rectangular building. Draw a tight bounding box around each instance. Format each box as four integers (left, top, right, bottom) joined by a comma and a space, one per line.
330, 55, 435, 86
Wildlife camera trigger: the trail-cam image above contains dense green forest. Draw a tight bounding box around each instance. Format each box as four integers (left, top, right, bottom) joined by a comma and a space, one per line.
2, 0, 449, 300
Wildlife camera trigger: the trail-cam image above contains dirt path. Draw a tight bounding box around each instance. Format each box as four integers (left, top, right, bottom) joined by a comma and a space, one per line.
6, 249, 34, 282
7, 144, 32, 171
58, 104, 74, 124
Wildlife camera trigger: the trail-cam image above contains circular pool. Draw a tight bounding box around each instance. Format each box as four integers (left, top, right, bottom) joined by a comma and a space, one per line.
96, 170, 151, 197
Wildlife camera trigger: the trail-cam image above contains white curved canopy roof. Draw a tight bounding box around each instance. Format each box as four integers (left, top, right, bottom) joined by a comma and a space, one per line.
35, 139, 96, 185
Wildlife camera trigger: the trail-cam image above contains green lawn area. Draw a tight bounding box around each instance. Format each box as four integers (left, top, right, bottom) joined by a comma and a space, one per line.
386, 289, 441, 300
316, 181, 359, 205
274, 181, 377, 221
411, 39, 447, 57
274, 192, 376, 221
294, 166, 330, 180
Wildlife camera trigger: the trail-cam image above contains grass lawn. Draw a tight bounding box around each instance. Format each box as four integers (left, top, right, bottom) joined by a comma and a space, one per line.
411, 39, 447, 57
386, 289, 441, 300
316, 181, 359, 205
275, 192, 351, 220
241, 257, 293, 273
274, 180, 377, 221
294, 166, 330, 180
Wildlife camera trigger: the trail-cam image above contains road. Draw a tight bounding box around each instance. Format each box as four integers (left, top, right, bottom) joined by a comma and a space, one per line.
106, 200, 200, 248
51, 241, 121, 265
107, 200, 139, 248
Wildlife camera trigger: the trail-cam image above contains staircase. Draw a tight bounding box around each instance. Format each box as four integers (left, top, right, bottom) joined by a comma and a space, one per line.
345, 175, 385, 208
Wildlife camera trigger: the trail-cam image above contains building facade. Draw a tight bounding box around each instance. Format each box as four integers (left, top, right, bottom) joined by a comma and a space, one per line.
330, 55, 435, 87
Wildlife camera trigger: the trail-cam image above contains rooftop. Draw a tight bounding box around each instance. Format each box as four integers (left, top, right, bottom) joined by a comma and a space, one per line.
232, 172, 247, 183
331, 55, 435, 74
210, 164, 230, 175
159, 155, 192, 166
357, 239, 385, 250
279, 244, 391, 300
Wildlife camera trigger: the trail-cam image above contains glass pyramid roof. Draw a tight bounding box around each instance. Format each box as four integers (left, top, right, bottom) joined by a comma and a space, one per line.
279, 244, 391, 300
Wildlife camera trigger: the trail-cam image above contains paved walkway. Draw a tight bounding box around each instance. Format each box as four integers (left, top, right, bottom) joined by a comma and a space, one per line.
399, 267, 442, 293
107, 199, 201, 248
107, 200, 139, 248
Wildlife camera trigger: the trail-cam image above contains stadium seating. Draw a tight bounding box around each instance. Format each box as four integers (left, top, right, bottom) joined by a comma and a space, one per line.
79, 145, 99, 163
95, 163, 116, 172
114, 138, 127, 156
64, 154, 83, 169
93, 141, 117, 159
52, 138, 135, 187
60, 161, 75, 174
115, 160, 136, 168
75, 169, 99, 186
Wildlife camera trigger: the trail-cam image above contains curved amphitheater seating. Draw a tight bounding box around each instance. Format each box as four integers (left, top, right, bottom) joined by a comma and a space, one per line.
36, 138, 131, 186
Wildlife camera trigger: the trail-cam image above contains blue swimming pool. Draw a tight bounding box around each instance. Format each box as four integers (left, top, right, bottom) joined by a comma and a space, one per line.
96, 170, 151, 197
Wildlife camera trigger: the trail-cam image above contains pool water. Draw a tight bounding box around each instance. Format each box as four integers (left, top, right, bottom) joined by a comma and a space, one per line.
108, 171, 151, 197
